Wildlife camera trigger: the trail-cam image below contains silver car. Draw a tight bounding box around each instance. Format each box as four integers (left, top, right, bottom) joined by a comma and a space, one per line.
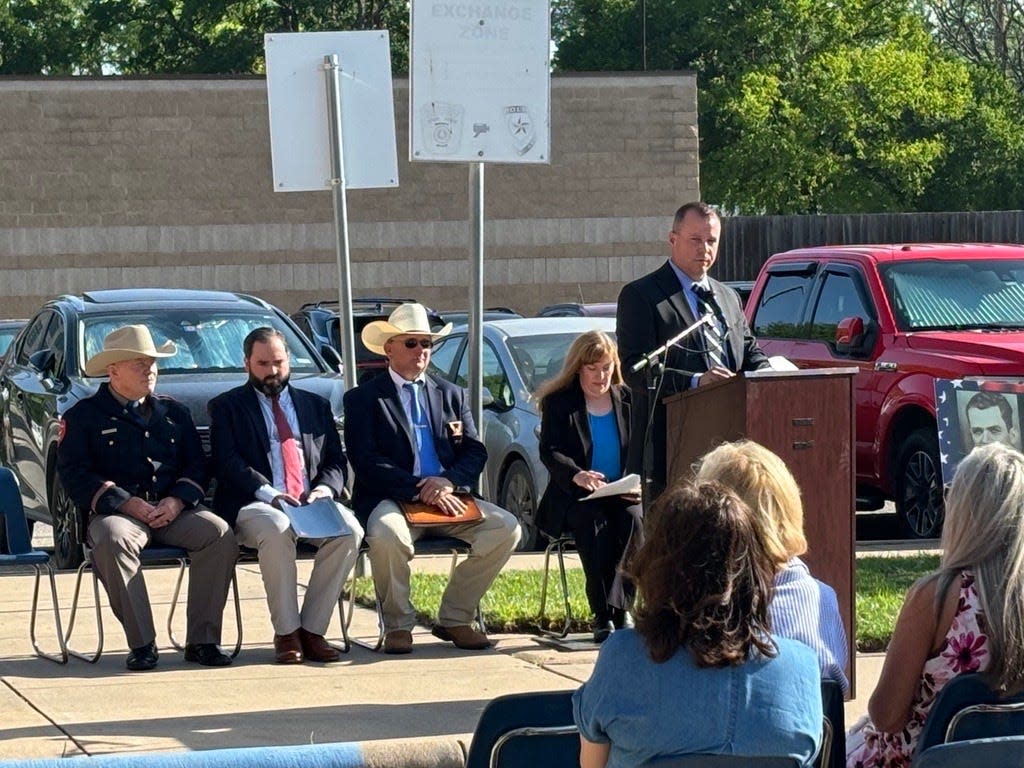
427, 317, 617, 549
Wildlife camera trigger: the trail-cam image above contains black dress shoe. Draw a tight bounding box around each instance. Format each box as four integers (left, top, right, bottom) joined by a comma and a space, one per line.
184, 643, 232, 667
592, 619, 615, 644
126, 641, 159, 671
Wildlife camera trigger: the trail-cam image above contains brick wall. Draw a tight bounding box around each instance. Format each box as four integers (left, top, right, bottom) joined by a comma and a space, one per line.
0, 73, 699, 318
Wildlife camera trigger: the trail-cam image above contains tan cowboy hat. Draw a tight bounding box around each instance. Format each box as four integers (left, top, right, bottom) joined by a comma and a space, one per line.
361, 303, 453, 356
85, 324, 177, 377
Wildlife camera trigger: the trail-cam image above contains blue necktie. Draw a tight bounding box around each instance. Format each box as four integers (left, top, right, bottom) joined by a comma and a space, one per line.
404, 382, 443, 477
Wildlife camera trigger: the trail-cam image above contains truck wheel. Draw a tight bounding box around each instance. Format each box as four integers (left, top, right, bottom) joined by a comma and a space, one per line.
499, 459, 538, 551
50, 471, 84, 570
895, 428, 944, 539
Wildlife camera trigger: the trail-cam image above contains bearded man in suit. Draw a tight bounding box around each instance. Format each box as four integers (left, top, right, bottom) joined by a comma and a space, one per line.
209, 327, 362, 665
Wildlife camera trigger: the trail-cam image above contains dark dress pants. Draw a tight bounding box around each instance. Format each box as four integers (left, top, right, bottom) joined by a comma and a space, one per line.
566, 497, 644, 618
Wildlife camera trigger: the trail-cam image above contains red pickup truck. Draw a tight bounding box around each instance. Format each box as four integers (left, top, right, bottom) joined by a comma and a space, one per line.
745, 243, 1024, 537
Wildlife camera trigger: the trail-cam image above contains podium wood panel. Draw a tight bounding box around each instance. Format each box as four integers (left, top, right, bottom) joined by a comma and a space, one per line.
664, 368, 857, 696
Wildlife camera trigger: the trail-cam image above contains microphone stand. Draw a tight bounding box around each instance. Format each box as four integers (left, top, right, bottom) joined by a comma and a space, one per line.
633, 315, 712, 509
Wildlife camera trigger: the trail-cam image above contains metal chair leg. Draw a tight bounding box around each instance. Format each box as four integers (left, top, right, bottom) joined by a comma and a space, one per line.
538, 537, 573, 639
29, 564, 68, 664
64, 561, 103, 663
165, 557, 188, 651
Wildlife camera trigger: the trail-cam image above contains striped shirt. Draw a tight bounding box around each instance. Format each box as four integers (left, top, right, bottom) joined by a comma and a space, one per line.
770, 557, 849, 693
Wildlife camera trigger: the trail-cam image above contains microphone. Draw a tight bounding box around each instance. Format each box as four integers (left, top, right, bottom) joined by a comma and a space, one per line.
631, 315, 713, 373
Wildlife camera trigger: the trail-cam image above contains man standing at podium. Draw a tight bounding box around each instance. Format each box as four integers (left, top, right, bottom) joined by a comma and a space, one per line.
616, 201, 770, 498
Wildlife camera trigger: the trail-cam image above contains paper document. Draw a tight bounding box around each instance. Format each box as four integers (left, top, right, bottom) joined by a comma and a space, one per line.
767, 355, 799, 371
582, 473, 642, 501
281, 498, 352, 539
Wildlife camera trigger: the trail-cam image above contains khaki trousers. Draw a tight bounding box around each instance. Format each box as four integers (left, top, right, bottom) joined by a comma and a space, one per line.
236, 501, 363, 636
87, 507, 238, 649
366, 499, 521, 632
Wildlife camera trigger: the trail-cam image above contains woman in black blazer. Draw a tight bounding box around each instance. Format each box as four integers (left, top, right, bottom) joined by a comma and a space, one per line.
536, 330, 644, 643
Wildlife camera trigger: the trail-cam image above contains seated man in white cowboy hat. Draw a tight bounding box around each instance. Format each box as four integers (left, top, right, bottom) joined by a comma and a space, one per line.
343, 303, 521, 654
57, 325, 238, 671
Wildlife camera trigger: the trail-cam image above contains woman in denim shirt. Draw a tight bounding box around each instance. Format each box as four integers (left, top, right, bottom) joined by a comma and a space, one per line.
572, 482, 822, 768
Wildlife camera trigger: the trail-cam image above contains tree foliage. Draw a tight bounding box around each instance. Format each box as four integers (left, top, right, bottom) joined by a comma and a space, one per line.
0, 0, 410, 75
924, 0, 1024, 92
553, 0, 1024, 213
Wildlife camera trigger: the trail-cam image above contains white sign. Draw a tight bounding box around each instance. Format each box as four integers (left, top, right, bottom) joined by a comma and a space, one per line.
265, 31, 399, 191
410, 0, 551, 164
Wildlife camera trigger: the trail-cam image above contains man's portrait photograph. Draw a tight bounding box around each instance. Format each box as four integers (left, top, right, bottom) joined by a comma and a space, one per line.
935, 378, 1024, 485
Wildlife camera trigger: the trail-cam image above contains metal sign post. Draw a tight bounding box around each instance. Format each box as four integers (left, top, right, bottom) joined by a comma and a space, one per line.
322, 54, 358, 388
468, 162, 485, 430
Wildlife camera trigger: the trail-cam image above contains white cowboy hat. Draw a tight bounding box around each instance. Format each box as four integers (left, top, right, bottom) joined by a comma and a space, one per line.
361, 303, 453, 356
85, 325, 177, 377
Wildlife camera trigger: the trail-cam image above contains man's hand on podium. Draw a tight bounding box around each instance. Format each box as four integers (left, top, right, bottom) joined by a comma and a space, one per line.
697, 366, 736, 387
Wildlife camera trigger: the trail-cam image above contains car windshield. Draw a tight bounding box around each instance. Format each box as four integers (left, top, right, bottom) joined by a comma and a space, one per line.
79, 311, 322, 376
880, 259, 1024, 331
506, 331, 615, 394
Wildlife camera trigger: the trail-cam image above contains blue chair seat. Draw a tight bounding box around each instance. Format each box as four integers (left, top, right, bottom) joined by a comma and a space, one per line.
0, 466, 67, 663
0, 551, 51, 566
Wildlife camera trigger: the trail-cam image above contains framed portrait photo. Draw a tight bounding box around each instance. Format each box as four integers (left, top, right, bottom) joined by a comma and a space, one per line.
934, 378, 1024, 485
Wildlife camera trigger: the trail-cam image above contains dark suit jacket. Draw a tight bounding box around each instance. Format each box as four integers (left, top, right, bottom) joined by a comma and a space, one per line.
616, 261, 769, 487
342, 371, 488, 525
208, 384, 348, 528
535, 383, 630, 538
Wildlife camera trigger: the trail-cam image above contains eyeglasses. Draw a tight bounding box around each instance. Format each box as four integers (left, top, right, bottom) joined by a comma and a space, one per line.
401, 338, 434, 350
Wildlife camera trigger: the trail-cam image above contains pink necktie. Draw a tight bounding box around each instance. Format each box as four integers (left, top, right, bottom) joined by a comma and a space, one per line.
271, 394, 305, 498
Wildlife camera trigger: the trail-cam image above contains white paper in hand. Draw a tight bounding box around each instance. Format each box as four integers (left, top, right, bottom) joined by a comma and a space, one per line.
281, 498, 351, 538
582, 473, 642, 501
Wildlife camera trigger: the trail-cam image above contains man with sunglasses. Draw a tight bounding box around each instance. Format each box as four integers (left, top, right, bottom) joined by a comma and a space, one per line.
344, 303, 520, 654
208, 327, 362, 665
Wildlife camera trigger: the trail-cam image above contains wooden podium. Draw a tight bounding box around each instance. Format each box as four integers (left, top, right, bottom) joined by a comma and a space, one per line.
663, 367, 858, 694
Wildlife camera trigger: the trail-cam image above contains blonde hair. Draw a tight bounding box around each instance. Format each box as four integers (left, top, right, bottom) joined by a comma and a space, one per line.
694, 440, 807, 568
536, 330, 623, 409
939, 443, 1024, 693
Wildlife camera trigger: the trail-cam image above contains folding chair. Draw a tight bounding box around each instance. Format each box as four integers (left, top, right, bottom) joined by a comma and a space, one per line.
0, 467, 67, 663
64, 544, 242, 663
817, 678, 845, 768
914, 672, 1024, 759
345, 535, 483, 651
464, 690, 579, 768
236, 542, 353, 655
914, 735, 1024, 767
641, 756, 803, 767
537, 533, 576, 639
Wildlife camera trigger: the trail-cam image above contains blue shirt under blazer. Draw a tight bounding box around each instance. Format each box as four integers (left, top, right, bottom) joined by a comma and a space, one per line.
207, 383, 348, 528
342, 371, 488, 526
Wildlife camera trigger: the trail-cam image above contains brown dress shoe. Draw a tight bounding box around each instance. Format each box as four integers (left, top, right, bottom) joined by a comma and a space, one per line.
431, 624, 492, 650
383, 630, 413, 654
274, 630, 304, 664
298, 628, 341, 663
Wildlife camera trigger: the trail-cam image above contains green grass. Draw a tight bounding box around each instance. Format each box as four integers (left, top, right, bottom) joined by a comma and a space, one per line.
353, 553, 941, 651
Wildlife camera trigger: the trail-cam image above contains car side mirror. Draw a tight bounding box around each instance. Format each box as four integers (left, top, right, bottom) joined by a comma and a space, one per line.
481, 387, 495, 408
28, 349, 56, 377
835, 316, 869, 356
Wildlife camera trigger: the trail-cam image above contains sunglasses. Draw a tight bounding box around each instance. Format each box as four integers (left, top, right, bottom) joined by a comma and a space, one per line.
401, 338, 434, 350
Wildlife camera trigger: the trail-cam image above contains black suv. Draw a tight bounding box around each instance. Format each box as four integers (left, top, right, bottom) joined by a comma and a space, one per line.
291, 298, 445, 385
0, 288, 344, 568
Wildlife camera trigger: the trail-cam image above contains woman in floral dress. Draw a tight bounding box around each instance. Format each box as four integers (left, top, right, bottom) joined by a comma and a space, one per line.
847, 442, 1024, 767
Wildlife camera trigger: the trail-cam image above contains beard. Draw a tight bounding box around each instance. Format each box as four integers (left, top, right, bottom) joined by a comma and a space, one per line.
249, 371, 289, 397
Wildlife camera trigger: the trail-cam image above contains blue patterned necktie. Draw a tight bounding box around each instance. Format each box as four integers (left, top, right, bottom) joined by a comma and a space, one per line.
403, 381, 442, 476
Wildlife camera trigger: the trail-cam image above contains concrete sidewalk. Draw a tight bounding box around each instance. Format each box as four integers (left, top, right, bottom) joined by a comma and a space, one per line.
0, 551, 883, 761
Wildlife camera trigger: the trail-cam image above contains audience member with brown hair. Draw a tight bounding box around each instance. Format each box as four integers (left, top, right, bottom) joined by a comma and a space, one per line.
573, 483, 822, 768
